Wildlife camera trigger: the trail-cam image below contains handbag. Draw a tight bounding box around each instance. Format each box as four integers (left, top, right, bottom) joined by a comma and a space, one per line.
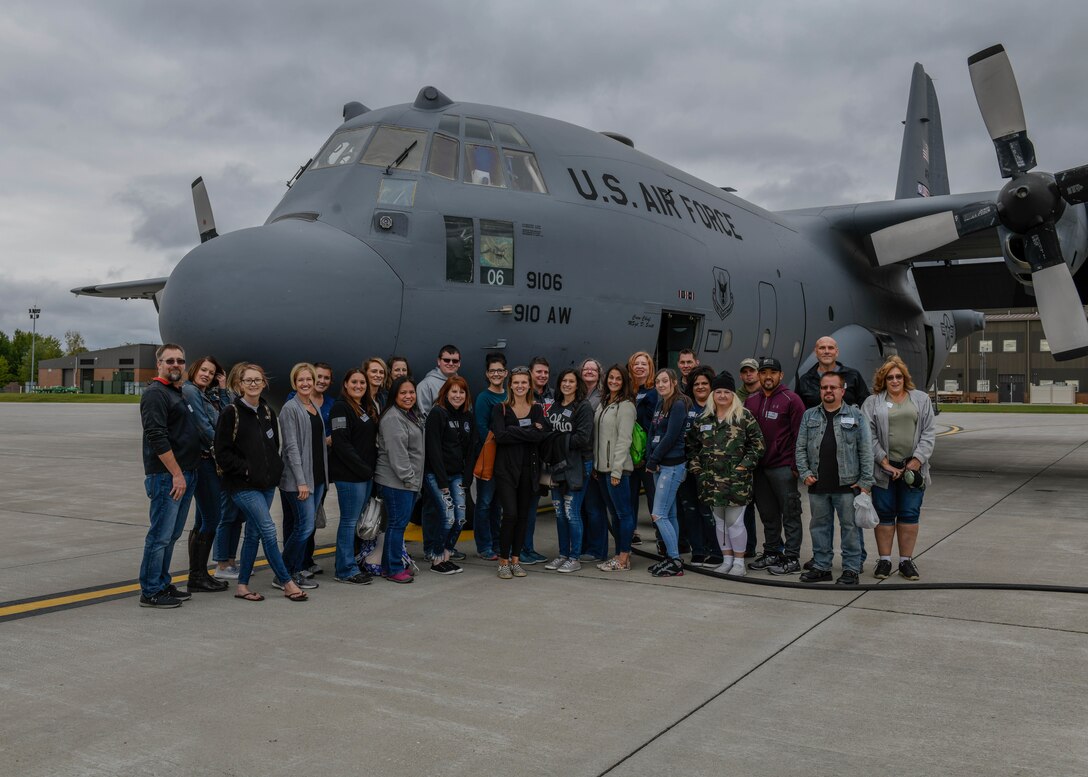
853, 491, 879, 529
474, 431, 496, 480
630, 422, 647, 467
356, 494, 384, 541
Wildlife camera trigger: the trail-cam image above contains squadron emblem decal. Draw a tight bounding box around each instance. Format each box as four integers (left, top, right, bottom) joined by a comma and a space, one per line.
712, 266, 734, 320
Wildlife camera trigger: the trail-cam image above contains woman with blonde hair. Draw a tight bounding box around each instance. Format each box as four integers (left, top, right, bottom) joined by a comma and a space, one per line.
686, 372, 765, 576
277, 362, 328, 591
861, 356, 935, 581
363, 357, 390, 412
627, 350, 657, 545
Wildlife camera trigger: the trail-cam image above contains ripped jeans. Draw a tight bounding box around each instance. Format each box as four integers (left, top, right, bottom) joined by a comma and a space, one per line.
551, 463, 589, 558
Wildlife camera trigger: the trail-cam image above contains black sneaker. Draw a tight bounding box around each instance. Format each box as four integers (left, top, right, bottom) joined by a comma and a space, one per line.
705, 555, 725, 567
874, 559, 893, 579
647, 559, 666, 575
898, 559, 920, 581
748, 553, 780, 571
445, 561, 463, 574
836, 569, 860, 585
768, 557, 801, 575
689, 554, 708, 567
448, 550, 467, 561
631, 532, 642, 545
652, 558, 684, 578
334, 572, 372, 585
139, 591, 181, 608
165, 584, 192, 601
802, 558, 816, 571
430, 561, 458, 575
799, 568, 832, 583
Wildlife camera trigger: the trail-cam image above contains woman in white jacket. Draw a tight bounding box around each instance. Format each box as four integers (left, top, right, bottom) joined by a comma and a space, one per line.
861, 356, 935, 581
593, 365, 638, 571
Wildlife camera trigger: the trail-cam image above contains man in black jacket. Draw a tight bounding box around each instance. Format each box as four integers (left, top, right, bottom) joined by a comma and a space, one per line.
138, 344, 201, 608
797, 336, 869, 409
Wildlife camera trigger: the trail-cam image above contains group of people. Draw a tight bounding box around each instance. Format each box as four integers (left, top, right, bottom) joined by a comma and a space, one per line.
137, 335, 935, 608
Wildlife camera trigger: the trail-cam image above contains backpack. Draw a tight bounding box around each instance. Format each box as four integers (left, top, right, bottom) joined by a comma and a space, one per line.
630, 422, 647, 467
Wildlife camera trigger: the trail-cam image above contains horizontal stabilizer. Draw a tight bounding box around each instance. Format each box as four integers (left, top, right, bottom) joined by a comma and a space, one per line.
71, 277, 167, 300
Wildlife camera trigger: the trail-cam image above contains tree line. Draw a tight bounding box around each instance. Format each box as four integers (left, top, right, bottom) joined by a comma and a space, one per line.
0, 330, 85, 386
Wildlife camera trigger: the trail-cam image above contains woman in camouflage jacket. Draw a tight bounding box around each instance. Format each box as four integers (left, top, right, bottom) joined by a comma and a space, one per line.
684, 372, 765, 576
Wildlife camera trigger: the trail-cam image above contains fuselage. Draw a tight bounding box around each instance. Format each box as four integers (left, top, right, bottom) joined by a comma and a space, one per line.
158, 90, 939, 395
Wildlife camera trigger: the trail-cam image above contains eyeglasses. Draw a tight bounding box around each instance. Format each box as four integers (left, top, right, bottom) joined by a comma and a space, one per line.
487, 368, 508, 375
886, 374, 904, 381
441, 357, 461, 364
161, 358, 186, 365
821, 386, 843, 391
240, 378, 265, 386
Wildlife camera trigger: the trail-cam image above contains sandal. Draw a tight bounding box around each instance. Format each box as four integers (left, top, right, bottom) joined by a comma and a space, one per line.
233, 591, 265, 602
596, 556, 631, 572
284, 589, 308, 602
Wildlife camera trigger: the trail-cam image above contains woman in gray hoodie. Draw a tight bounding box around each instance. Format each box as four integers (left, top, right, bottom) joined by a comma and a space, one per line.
374, 376, 426, 583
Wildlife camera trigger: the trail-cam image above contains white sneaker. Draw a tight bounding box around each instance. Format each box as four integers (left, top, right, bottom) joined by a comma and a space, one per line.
544, 556, 567, 571
215, 565, 240, 580
727, 559, 747, 577
713, 558, 734, 574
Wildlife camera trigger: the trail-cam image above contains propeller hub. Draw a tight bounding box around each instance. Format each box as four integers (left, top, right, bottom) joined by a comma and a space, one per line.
997, 172, 1064, 233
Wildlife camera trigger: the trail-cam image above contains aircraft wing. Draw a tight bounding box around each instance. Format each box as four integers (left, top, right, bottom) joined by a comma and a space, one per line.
70, 277, 168, 300
777, 191, 1002, 263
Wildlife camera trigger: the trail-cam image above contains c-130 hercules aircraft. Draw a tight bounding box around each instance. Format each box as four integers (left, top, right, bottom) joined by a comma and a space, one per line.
74, 45, 1088, 395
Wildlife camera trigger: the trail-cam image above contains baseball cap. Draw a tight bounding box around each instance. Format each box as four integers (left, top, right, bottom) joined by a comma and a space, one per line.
758, 357, 782, 371
739, 358, 759, 371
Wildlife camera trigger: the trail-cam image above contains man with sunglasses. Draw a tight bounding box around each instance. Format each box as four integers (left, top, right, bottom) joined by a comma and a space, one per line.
138, 344, 201, 608
417, 344, 462, 417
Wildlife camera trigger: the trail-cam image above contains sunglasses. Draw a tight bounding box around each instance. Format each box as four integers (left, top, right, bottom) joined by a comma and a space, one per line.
162, 358, 186, 365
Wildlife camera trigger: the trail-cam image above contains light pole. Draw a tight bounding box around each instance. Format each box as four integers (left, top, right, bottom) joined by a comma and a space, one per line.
28, 306, 40, 391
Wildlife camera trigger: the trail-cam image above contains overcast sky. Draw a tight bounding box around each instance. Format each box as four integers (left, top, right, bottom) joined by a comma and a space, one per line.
1, 1, 1085, 349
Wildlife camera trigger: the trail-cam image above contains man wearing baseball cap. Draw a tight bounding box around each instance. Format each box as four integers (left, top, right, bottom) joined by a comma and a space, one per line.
735, 358, 760, 402
744, 357, 806, 575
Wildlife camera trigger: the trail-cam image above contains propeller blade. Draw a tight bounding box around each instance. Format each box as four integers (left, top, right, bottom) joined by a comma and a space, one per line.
968, 44, 1036, 177
1031, 262, 1088, 360
1056, 164, 1088, 205
869, 201, 999, 266
191, 177, 219, 243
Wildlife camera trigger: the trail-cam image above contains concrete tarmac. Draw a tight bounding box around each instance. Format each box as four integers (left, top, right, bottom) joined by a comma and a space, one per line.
0, 405, 1086, 776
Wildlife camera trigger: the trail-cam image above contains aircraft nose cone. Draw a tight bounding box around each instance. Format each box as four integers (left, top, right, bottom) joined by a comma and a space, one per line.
158, 220, 402, 394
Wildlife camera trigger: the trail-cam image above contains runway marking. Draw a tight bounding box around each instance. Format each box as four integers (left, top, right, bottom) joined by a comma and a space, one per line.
937, 424, 962, 437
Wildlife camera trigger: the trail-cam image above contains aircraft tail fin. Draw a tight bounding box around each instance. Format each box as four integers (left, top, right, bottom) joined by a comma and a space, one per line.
895, 63, 949, 199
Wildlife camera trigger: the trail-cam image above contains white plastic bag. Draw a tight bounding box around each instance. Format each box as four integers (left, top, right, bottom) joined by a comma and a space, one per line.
854, 491, 879, 529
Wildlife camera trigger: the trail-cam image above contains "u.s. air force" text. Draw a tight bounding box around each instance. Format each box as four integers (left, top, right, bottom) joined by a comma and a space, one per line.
567, 168, 743, 241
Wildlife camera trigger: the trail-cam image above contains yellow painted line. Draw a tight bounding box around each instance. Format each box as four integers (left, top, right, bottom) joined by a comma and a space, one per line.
937, 424, 963, 437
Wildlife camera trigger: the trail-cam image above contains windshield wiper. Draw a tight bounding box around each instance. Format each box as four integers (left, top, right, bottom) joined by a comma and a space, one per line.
385, 140, 418, 175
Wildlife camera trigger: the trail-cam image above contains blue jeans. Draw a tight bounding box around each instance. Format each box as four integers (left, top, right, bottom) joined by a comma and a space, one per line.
139, 470, 197, 597
551, 461, 590, 558
474, 477, 500, 555
192, 457, 223, 537
601, 472, 636, 554
280, 483, 326, 576
334, 480, 372, 579
423, 474, 465, 560
651, 463, 686, 558
872, 482, 925, 525
380, 485, 417, 576
581, 463, 610, 559
808, 491, 862, 573
231, 488, 292, 585
213, 490, 243, 562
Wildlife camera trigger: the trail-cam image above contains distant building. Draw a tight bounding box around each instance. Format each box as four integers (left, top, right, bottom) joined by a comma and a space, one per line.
38, 344, 158, 393
939, 308, 1088, 404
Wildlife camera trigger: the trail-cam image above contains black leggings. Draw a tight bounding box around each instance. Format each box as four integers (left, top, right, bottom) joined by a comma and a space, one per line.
496, 473, 537, 560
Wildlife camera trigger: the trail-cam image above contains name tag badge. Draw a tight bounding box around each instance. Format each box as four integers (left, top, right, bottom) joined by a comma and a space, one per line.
187, 403, 194, 412
266, 428, 274, 439
652, 435, 661, 444
361, 413, 369, 423
841, 417, 855, 428
449, 420, 458, 429
519, 418, 532, 427
766, 410, 779, 420
562, 409, 572, 417
887, 402, 894, 409
699, 424, 713, 432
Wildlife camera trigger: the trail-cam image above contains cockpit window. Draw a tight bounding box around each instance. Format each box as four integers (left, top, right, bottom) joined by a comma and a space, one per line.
360, 126, 427, 171
438, 115, 461, 135
502, 149, 547, 193
310, 126, 374, 170
494, 122, 528, 147
428, 134, 459, 180
463, 144, 505, 187
464, 118, 493, 141
377, 179, 416, 206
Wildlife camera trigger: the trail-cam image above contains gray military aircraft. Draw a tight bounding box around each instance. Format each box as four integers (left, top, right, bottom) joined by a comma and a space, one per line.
74, 45, 1088, 397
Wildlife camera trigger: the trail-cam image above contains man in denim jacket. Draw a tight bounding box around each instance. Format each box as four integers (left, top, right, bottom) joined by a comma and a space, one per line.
795, 371, 874, 585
